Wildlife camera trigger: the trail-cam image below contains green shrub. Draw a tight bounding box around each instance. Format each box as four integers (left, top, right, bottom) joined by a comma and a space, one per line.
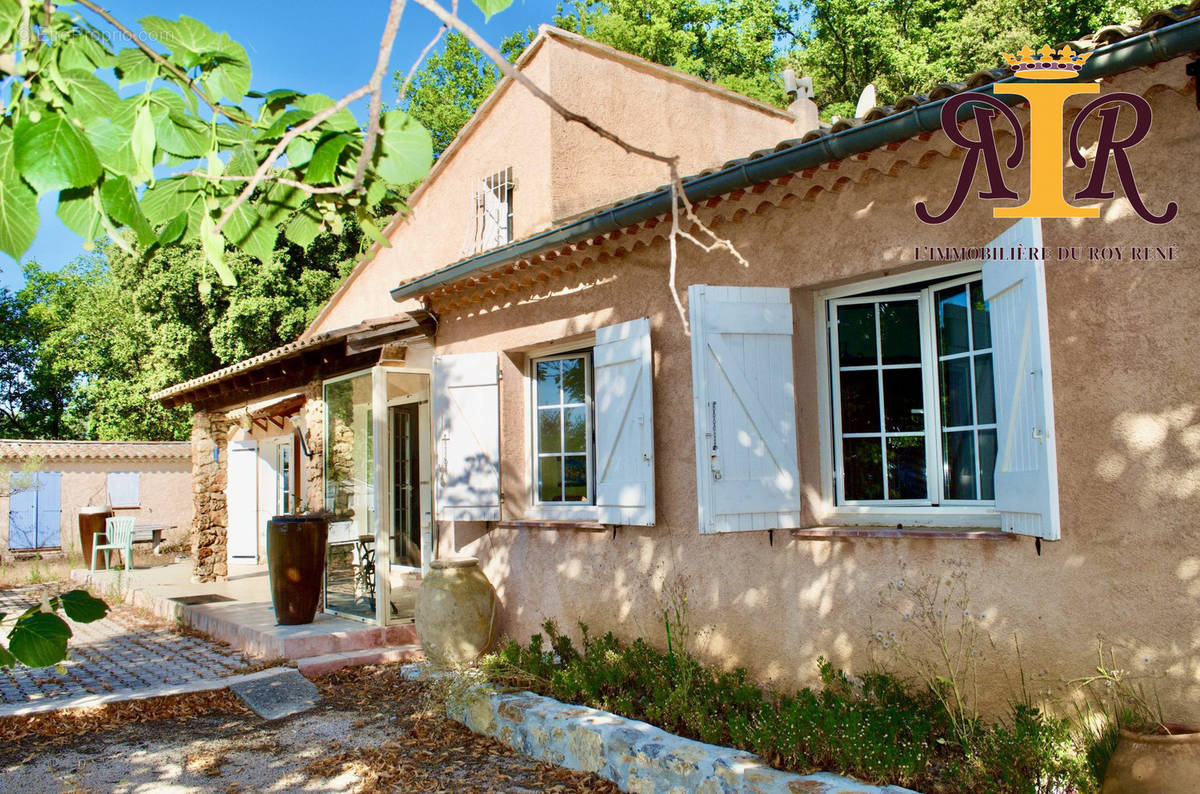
482, 621, 1102, 792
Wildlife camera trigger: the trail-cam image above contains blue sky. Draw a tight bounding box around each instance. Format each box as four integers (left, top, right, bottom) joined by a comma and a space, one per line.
2, 0, 559, 290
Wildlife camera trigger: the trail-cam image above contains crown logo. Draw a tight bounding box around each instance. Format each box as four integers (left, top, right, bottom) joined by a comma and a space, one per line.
1001, 45, 1092, 80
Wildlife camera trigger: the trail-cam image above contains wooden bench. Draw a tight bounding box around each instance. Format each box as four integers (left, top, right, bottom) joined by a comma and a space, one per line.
131, 523, 171, 554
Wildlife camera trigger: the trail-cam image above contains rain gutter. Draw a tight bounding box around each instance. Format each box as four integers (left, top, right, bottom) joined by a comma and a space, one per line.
390, 17, 1200, 302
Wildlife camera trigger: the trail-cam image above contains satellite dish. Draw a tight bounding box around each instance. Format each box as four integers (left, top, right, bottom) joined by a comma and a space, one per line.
854, 84, 877, 118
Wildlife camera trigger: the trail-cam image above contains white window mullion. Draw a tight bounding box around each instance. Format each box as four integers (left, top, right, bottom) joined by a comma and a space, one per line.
874, 303, 888, 501
918, 289, 942, 505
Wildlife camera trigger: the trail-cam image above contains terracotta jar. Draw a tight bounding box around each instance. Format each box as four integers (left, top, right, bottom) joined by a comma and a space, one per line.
78, 506, 113, 569
415, 557, 497, 666
266, 514, 329, 625
1102, 725, 1200, 793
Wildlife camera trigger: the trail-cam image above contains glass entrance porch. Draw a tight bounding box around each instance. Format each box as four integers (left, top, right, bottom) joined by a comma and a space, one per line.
323, 366, 431, 624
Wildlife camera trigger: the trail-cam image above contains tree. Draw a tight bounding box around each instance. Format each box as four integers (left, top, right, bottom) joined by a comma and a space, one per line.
22, 217, 369, 441
786, 0, 1163, 114
0, 272, 78, 438
556, 0, 790, 106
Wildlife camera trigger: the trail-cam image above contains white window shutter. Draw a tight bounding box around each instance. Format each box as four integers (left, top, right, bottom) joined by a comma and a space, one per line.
594, 317, 655, 526
689, 285, 801, 533
433, 352, 501, 521
106, 472, 140, 507
982, 218, 1061, 540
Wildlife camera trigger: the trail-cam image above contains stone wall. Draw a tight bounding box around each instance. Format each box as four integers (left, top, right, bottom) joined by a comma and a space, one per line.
301, 380, 324, 512
191, 409, 230, 582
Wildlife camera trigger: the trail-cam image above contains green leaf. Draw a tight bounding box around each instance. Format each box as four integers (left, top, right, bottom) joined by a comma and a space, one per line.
0, 127, 39, 259
100, 176, 156, 247
306, 133, 355, 185
0, 645, 16, 669
61, 70, 121, 122
200, 213, 236, 286
286, 136, 315, 169
471, 0, 514, 21
373, 111, 433, 187
140, 176, 199, 225
139, 16, 225, 70
14, 117, 103, 194
225, 203, 276, 263
365, 179, 387, 208
262, 108, 314, 140
114, 47, 158, 86
56, 590, 109, 624
131, 105, 157, 180
157, 212, 187, 245
0, 2, 21, 44
357, 208, 391, 248
83, 117, 139, 178
59, 30, 114, 72
284, 207, 321, 249
293, 94, 358, 132
8, 612, 72, 668
151, 108, 208, 159
204, 47, 252, 104
56, 186, 103, 242
258, 183, 305, 224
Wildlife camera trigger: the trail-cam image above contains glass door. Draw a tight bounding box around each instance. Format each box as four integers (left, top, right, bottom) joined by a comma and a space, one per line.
392, 403, 421, 568
323, 372, 378, 621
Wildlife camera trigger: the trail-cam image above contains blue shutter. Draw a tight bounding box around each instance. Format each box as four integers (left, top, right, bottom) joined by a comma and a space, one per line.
8, 473, 38, 550
35, 472, 62, 548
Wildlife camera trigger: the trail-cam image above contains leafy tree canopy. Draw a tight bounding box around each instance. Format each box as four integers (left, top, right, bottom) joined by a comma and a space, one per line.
787, 0, 1163, 115
17, 218, 367, 441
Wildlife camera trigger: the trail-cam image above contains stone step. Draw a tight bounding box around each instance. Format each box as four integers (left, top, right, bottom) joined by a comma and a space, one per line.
296, 644, 424, 677
181, 604, 419, 659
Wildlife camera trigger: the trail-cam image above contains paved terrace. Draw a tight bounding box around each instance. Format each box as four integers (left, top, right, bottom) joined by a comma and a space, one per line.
0, 583, 255, 714
70, 562, 420, 677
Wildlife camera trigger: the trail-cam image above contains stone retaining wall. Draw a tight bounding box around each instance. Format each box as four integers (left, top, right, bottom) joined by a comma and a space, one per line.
402, 665, 918, 794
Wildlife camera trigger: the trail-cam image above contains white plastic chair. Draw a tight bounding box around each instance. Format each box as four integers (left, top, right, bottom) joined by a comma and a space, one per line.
91, 516, 136, 572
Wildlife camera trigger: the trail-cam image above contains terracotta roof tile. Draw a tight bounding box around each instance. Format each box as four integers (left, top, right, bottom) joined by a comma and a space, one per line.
0, 440, 192, 461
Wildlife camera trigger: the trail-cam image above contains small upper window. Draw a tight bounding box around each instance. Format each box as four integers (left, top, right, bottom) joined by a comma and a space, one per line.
467, 167, 513, 254
830, 274, 997, 506
531, 352, 593, 504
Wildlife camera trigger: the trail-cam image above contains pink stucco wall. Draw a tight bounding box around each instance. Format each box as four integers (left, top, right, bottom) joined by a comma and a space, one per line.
426, 58, 1200, 720
0, 448, 193, 557
306, 28, 796, 336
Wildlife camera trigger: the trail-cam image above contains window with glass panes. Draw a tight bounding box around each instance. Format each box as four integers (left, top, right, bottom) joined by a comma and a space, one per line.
532, 352, 593, 504
829, 274, 997, 506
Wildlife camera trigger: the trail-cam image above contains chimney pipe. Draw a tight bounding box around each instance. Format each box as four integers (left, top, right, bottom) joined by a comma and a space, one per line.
783, 69, 819, 136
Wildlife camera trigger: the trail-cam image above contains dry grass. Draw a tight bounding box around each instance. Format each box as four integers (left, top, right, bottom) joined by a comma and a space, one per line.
0, 546, 178, 589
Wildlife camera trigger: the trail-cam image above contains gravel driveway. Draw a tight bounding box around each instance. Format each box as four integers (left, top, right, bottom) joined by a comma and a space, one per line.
0, 665, 617, 793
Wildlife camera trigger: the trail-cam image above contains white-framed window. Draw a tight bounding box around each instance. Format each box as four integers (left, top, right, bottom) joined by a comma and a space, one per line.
107, 472, 140, 508
829, 273, 997, 507
466, 167, 513, 254
276, 442, 293, 515
432, 320, 655, 526
530, 351, 594, 505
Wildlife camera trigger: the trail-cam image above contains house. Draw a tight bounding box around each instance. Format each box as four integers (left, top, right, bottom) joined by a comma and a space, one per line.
156, 12, 1200, 720
0, 440, 192, 558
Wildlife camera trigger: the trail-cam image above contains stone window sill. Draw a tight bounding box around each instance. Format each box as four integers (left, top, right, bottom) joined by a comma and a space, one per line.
496, 520, 611, 532
790, 527, 1014, 541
